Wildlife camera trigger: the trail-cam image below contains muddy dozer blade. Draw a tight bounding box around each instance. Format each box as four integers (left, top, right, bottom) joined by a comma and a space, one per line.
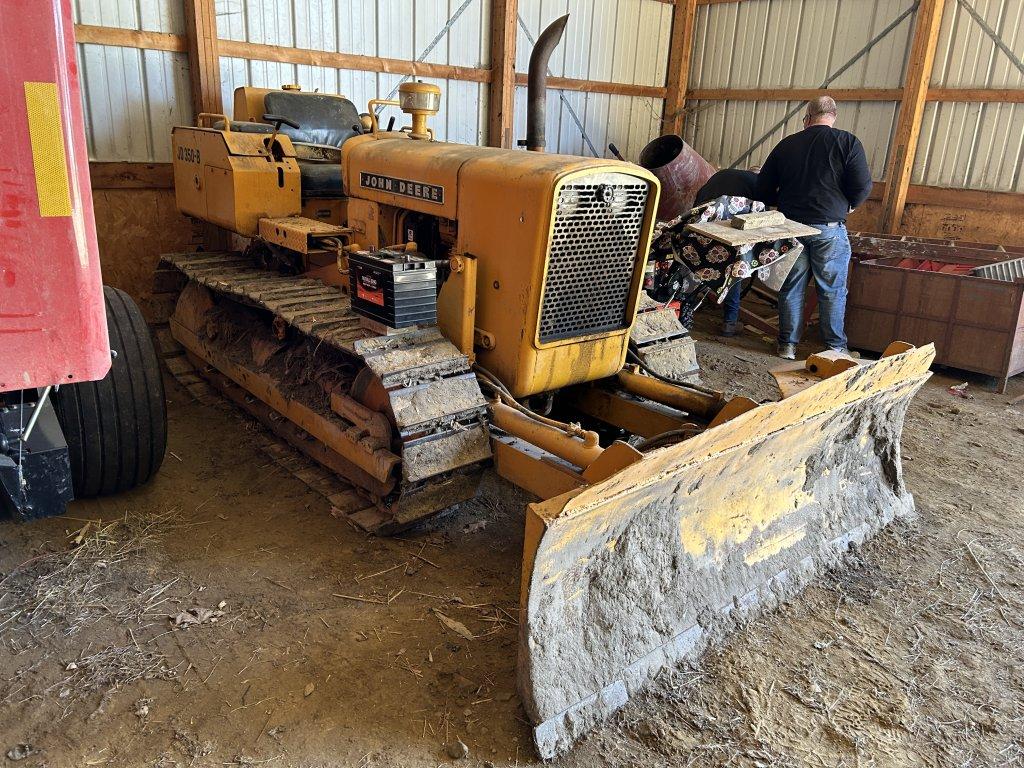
518, 344, 934, 759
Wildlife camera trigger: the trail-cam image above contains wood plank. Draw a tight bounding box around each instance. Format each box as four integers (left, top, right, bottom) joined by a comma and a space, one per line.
687, 87, 902, 102
737, 305, 779, 335
687, 87, 1024, 104
184, 0, 222, 116
512, 73, 667, 99
219, 39, 491, 84
663, 0, 699, 135
927, 88, 1024, 103
73, 24, 187, 52
89, 162, 173, 189
687, 219, 820, 246
865, 180, 1023, 215
731, 210, 785, 230
880, 0, 947, 233
905, 185, 1024, 215
92, 190, 200, 322
488, 0, 518, 148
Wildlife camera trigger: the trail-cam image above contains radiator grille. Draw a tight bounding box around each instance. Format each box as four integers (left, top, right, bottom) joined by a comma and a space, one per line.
538, 175, 651, 343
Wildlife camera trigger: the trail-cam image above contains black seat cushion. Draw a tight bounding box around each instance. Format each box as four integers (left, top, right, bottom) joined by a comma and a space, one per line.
263, 91, 362, 148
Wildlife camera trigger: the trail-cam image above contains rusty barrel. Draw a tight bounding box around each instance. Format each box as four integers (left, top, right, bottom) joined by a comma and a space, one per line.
638, 135, 716, 222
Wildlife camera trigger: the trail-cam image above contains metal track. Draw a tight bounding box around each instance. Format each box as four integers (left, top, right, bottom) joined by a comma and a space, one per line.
630, 294, 700, 383
154, 326, 378, 520
156, 251, 491, 532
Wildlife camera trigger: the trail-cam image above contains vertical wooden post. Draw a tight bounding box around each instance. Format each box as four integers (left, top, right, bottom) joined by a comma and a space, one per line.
488, 0, 518, 148
662, 0, 699, 137
183, 0, 227, 251
880, 0, 946, 233
184, 0, 223, 117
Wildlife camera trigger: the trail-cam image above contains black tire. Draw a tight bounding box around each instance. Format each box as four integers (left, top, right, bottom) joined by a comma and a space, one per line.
54, 286, 167, 497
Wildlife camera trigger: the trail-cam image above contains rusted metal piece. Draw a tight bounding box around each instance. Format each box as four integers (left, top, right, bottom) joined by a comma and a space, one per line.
637, 134, 716, 222
847, 239, 1024, 393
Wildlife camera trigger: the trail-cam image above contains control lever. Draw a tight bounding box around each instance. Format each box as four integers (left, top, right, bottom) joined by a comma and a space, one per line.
262, 113, 301, 148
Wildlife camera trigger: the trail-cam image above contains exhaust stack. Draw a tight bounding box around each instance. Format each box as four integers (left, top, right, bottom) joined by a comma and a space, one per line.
526, 14, 569, 152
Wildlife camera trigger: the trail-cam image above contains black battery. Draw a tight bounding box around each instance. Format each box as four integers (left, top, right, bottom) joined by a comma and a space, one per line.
348, 248, 441, 329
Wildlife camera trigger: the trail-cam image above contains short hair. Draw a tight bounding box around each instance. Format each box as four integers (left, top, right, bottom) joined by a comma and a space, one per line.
807, 96, 838, 118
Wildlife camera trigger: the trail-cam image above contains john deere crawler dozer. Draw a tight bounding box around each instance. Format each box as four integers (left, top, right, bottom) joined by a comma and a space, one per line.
157, 16, 933, 758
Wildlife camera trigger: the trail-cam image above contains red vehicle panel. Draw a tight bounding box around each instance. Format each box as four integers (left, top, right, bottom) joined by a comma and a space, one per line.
0, 0, 109, 393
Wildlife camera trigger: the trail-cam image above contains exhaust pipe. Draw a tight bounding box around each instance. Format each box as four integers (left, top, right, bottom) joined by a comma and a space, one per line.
526, 14, 569, 152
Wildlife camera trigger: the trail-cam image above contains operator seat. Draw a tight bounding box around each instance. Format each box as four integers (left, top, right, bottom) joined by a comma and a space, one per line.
220, 91, 363, 198
262, 90, 363, 148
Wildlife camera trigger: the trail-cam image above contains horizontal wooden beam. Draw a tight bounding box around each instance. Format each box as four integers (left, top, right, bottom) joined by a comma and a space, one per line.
219, 39, 491, 83
65, 24, 1024, 110
72, 24, 662, 100
688, 87, 902, 101
866, 180, 1022, 215
89, 162, 174, 189
905, 184, 1023, 215
74, 24, 187, 52
687, 87, 1024, 104
513, 73, 666, 99
927, 87, 1024, 103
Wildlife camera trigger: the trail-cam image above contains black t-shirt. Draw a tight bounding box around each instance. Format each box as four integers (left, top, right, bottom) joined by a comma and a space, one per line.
755, 125, 873, 225
695, 169, 759, 204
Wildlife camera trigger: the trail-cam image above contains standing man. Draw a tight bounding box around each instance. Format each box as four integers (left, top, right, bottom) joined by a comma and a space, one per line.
755, 96, 872, 359
693, 168, 760, 337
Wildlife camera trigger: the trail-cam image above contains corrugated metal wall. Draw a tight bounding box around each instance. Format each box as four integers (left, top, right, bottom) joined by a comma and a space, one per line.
684, 0, 914, 177
74, 0, 1024, 191
684, 0, 1024, 193
217, 0, 490, 145
512, 0, 673, 160
915, 0, 1024, 191
75, 0, 673, 161
75, 0, 193, 162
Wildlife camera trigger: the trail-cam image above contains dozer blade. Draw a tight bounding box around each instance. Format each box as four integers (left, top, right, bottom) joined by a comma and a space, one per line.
518, 344, 935, 759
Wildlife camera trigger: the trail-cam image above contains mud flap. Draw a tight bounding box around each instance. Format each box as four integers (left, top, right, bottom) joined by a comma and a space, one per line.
517, 345, 934, 759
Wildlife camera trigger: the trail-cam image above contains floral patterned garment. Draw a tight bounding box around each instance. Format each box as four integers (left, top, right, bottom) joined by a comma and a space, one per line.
650, 195, 800, 302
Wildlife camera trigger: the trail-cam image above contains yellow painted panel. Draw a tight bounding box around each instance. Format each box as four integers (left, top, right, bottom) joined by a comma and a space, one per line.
23, 81, 72, 218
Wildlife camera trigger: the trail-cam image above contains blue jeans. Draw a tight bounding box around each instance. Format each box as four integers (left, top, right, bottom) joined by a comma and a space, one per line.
722, 281, 742, 323
777, 223, 851, 349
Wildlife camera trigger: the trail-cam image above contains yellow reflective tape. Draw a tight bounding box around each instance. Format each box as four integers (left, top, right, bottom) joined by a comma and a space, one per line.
23, 81, 72, 217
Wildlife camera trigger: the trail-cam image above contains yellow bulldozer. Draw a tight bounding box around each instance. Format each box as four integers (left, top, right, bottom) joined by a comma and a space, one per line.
157, 17, 934, 758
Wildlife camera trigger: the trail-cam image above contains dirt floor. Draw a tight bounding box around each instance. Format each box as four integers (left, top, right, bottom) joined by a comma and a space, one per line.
2, 316, 1023, 768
